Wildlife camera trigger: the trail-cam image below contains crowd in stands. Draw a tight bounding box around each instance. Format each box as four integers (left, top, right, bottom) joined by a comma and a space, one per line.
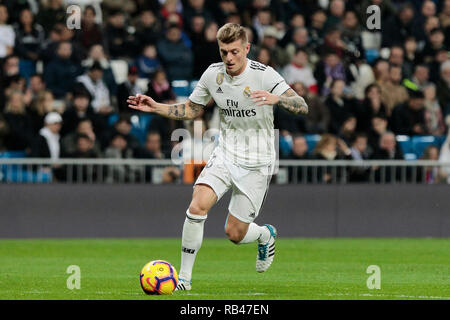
0, 0, 449, 183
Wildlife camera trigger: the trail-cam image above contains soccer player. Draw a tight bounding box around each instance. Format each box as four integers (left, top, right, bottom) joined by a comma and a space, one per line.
127, 23, 308, 291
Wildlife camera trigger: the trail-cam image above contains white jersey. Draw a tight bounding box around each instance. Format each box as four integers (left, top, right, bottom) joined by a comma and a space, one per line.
189, 59, 291, 169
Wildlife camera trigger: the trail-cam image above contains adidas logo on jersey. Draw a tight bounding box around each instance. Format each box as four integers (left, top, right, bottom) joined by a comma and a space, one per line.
216, 87, 223, 93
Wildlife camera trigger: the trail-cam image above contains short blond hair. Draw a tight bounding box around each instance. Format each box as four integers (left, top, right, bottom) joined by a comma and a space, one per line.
216, 23, 248, 44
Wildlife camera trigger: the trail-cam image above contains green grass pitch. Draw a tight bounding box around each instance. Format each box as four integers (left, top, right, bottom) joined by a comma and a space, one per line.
0, 238, 449, 300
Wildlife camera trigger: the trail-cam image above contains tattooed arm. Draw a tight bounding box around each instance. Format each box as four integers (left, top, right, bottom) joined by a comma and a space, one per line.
250, 88, 308, 115
127, 94, 204, 120
276, 88, 309, 115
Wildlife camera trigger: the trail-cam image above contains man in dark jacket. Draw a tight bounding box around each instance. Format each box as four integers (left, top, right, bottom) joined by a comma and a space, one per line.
156, 24, 193, 81
43, 41, 82, 99
390, 90, 428, 136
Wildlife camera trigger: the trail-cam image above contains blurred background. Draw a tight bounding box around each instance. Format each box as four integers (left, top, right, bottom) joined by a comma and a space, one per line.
0, 0, 449, 187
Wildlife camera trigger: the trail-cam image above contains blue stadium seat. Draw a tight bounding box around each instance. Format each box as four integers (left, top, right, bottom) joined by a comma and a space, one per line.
404, 153, 417, 161
279, 136, 292, 158
411, 136, 437, 158
305, 134, 321, 154
0, 151, 27, 158
108, 113, 119, 126
396, 135, 413, 154
171, 80, 190, 97
365, 49, 379, 64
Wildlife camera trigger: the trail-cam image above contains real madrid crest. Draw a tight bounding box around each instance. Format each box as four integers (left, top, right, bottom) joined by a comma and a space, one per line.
216, 73, 224, 85
243, 86, 251, 98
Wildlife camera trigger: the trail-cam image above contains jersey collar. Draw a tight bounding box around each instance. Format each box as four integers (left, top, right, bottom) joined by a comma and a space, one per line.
224, 58, 250, 83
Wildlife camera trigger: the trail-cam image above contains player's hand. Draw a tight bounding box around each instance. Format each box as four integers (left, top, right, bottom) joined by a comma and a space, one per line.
127, 94, 158, 113
250, 90, 280, 106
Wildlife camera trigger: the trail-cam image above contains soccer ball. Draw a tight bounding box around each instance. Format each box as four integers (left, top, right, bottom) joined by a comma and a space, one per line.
140, 260, 178, 295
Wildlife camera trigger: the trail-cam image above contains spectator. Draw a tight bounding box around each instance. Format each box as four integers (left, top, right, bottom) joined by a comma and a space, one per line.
192, 22, 221, 79
104, 133, 135, 182
437, 60, 450, 118
103, 115, 141, 151
293, 81, 330, 134
61, 88, 99, 136
355, 83, 387, 133
104, 10, 137, 59
349, 133, 371, 182
135, 10, 161, 50
75, 5, 103, 53
324, 79, 357, 134
82, 44, 117, 96
338, 115, 357, 146
117, 65, 143, 113
378, 64, 409, 115
314, 51, 351, 96
403, 37, 422, 77
61, 118, 101, 156
255, 46, 273, 67
281, 48, 317, 92
135, 44, 161, 80
324, 0, 346, 31
280, 13, 305, 48
43, 41, 82, 99
311, 133, 351, 183
381, 3, 415, 47
338, 10, 364, 60
183, 0, 214, 34
135, 131, 167, 159
254, 26, 289, 69
37, 0, 66, 33
146, 69, 177, 104
14, 8, 45, 62
418, 145, 441, 184
0, 5, 15, 59
404, 64, 431, 92
31, 112, 62, 160
391, 90, 428, 136
75, 61, 113, 115
423, 84, 446, 136
285, 27, 311, 61
308, 9, 327, 50
3, 91, 33, 151
64, 133, 101, 158
29, 90, 55, 133
422, 28, 447, 64
285, 134, 311, 183
372, 131, 404, 160
367, 116, 389, 155
157, 24, 193, 81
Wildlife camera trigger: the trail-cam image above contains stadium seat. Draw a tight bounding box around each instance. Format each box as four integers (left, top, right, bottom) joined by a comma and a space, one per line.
364, 49, 379, 64
110, 60, 129, 84
171, 80, 190, 97
108, 113, 119, 126
305, 134, 321, 154
19, 59, 36, 81
404, 153, 417, 161
0, 151, 27, 158
136, 78, 149, 92
396, 135, 413, 154
279, 136, 292, 158
411, 136, 437, 158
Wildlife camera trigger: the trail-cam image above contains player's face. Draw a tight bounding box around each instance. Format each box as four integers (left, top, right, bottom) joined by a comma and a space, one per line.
218, 39, 250, 76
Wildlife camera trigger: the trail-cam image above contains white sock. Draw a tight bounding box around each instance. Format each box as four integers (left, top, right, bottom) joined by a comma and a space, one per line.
238, 223, 270, 244
179, 210, 206, 282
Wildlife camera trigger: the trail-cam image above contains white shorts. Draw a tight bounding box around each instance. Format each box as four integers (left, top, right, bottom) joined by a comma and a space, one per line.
194, 149, 273, 223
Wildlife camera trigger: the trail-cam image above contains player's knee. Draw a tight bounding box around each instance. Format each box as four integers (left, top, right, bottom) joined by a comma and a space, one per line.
188, 203, 208, 216
225, 226, 244, 244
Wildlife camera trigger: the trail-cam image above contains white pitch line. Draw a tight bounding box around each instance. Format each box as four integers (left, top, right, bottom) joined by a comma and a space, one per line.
322, 292, 450, 300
